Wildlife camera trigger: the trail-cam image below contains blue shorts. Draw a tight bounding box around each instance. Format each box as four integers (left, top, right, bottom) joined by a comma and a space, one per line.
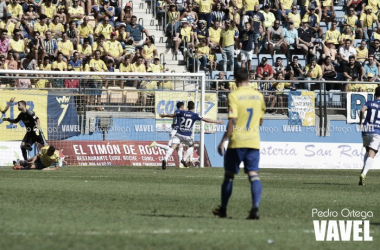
35, 157, 46, 169
224, 148, 260, 174
254, 33, 261, 44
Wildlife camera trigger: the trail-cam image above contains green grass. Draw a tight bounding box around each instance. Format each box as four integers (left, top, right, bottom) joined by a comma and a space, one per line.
0, 167, 379, 250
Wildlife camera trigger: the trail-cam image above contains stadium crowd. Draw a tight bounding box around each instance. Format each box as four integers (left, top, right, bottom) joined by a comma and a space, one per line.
163, 0, 380, 94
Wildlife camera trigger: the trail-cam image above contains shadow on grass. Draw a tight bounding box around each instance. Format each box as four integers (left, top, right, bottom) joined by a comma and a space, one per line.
303, 183, 350, 186
370, 222, 380, 226
139, 213, 229, 219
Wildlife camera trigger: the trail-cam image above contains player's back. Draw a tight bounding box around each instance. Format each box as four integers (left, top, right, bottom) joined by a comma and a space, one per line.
176, 110, 202, 136
363, 100, 380, 135
228, 86, 266, 149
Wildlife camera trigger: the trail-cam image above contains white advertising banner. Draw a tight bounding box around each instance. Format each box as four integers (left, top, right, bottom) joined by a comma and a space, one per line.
225, 141, 379, 169
260, 142, 379, 169
0, 142, 23, 166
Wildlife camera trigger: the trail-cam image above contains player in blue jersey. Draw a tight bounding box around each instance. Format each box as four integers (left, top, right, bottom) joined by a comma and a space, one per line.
160, 101, 223, 170
149, 102, 187, 167
358, 86, 380, 185
213, 68, 266, 219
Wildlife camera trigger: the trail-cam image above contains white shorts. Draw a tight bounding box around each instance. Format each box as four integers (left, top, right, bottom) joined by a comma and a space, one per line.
362, 134, 380, 150
171, 133, 194, 146
168, 129, 178, 146
264, 41, 283, 50
240, 50, 253, 61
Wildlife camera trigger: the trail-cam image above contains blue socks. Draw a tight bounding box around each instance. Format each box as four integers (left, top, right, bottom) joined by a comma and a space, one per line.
221, 174, 233, 209
249, 175, 262, 208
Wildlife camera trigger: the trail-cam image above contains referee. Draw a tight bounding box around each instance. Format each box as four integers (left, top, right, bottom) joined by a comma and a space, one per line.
3, 100, 48, 160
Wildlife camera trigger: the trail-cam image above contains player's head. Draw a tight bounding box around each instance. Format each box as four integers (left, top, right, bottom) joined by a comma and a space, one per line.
375, 87, 380, 99
176, 101, 184, 110
47, 146, 56, 156
17, 101, 26, 111
234, 68, 249, 86
187, 101, 195, 111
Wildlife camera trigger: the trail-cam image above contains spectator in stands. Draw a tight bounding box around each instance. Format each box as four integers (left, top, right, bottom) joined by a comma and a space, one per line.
346, 76, 364, 92
369, 39, 380, 67
342, 6, 362, 39
266, 19, 286, 57
51, 69, 64, 88
304, 57, 323, 90
77, 16, 93, 46
195, 0, 213, 28
49, 15, 65, 40
94, 0, 115, 27
67, 21, 80, 47
297, 17, 315, 57
57, 6, 67, 26
20, 53, 36, 70
52, 52, 67, 71
365, 73, 378, 92
174, 18, 193, 55
321, 56, 337, 90
40, 0, 56, 24
211, 3, 225, 27
325, 20, 340, 47
127, 15, 149, 47
280, 0, 293, 22
339, 39, 357, 68
116, 25, 128, 49
356, 40, 368, 64
284, 21, 298, 58
193, 38, 209, 70
20, 15, 32, 39
131, 56, 146, 87
228, 5, 240, 27
16, 74, 31, 88
140, 72, 158, 111
180, 2, 198, 27
34, 14, 48, 39
371, 27, 380, 44
142, 36, 158, 68
340, 26, 355, 46
211, 71, 228, 90
259, 71, 277, 114
39, 56, 51, 72
239, 18, 254, 70
195, 20, 208, 44
343, 55, 365, 91
94, 16, 113, 40
148, 57, 167, 73
272, 71, 290, 115
24, 4, 39, 27
68, 0, 85, 26
119, 56, 132, 72
9, 29, 26, 60
85, 49, 106, 110
0, 0, 7, 21
248, 69, 258, 90
287, 5, 301, 29
257, 57, 273, 80
248, 4, 264, 55
321, 0, 335, 26
0, 29, 9, 57
64, 70, 80, 88
58, 33, 74, 61
68, 51, 83, 71
260, 5, 275, 29
122, 38, 136, 60
360, 6, 379, 41
77, 38, 92, 63
364, 55, 379, 81
321, 40, 338, 67
220, 20, 237, 72
118, 2, 133, 26
273, 57, 286, 76
208, 20, 221, 50
304, 5, 323, 38
166, 4, 180, 38
346, 0, 364, 16
8, 0, 23, 23
105, 31, 123, 65
159, 75, 175, 90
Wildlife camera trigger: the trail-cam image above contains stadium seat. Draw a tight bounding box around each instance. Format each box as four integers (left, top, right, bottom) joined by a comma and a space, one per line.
212, 70, 223, 79
108, 87, 124, 103
329, 90, 342, 107
101, 87, 109, 103
226, 71, 234, 80
298, 59, 307, 68
251, 57, 259, 68
335, 10, 345, 22
215, 53, 222, 64
124, 88, 139, 104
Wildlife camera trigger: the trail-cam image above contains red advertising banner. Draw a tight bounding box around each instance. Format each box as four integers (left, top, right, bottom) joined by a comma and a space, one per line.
49, 141, 211, 167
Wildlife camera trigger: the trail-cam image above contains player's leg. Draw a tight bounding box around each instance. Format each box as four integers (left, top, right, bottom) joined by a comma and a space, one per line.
162, 135, 180, 169
213, 148, 241, 218
20, 133, 33, 160
177, 144, 184, 168
359, 135, 378, 185
245, 149, 261, 220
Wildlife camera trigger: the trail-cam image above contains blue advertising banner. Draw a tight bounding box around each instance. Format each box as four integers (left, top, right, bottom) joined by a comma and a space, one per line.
47, 90, 80, 140
288, 91, 315, 126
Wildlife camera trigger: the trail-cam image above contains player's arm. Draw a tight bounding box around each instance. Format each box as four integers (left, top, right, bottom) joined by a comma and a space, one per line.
1, 97, 15, 113
218, 117, 236, 155
201, 117, 224, 124
3, 112, 21, 123
359, 105, 367, 127
160, 114, 175, 118
42, 164, 59, 170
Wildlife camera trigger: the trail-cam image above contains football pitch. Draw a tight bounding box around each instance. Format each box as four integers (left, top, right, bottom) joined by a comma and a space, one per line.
0, 167, 379, 250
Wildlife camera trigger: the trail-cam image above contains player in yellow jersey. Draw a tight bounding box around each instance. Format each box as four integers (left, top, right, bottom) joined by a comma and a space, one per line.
13, 146, 60, 170
213, 68, 266, 219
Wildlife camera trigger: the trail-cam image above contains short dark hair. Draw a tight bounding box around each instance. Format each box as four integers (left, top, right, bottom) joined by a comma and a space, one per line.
131, 15, 137, 19
18, 100, 26, 107
187, 101, 195, 110
43, 56, 50, 61
83, 38, 90, 44
13, 29, 21, 34
376, 86, 380, 97
47, 146, 56, 154
234, 68, 249, 84
375, 39, 380, 43
349, 55, 355, 60
177, 101, 184, 109
293, 56, 298, 60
